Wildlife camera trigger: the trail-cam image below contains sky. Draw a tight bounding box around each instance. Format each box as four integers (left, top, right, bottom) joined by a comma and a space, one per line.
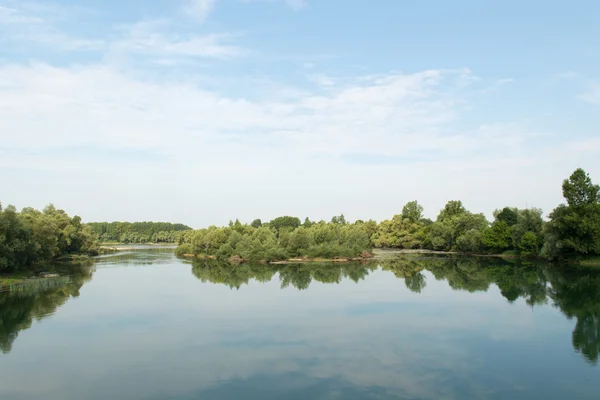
1, 0, 599, 228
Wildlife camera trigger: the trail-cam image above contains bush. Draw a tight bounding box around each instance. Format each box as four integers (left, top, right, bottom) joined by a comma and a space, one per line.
175, 243, 194, 257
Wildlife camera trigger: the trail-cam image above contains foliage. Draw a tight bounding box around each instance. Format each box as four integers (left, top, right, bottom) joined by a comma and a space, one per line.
562, 168, 600, 208
402, 200, 424, 222
268, 216, 301, 232
174, 243, 194, 257
481, 221, 512, 253
544, 169, 600, 259
494, 207, 519, 226
176, 217, 372, 262
0, 203, 99, 273
87, 221, 191, 244
437, 200, 467, 222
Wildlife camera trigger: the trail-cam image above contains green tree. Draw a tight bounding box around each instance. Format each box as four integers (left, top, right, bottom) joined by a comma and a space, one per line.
563, 168, 600, 208
269, 216, 301, 232
519, 231, 540, 257
511, 208, 544, 254
250, 219, 262, 228
494, 207, 519, 226
481, 221, 512, 253
545, 169, 600, 259
330, 214, 347, 225
437, 200, 467, 222
402, 201, 424, 222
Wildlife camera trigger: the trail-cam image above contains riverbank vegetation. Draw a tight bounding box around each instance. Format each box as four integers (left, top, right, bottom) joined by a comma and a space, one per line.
177, 168, 600, 263
176, 216, 372, 262
87, 221, 192, 243
0, 204, 99, 274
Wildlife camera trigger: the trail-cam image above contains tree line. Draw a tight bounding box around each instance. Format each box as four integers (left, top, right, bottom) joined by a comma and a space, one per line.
176, 216, 372, 262
0, 204, 99, 273
177, 168, 600, 262
86, 221, 192, 244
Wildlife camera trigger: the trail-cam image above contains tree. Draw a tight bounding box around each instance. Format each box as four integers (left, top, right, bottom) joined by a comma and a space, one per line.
563, 168, 600, 208
331, 214, 347, 225
269, 216, 301, 232
511, 208, 544, 254
546, 169, 600, 258
402, 201, 424, 222
481, 221, 512, 253
437, 200, 466, 222
519, 231, 540, 257
455, 229, 483, 253
250, 219, 262, 228
494, 207, 518, 226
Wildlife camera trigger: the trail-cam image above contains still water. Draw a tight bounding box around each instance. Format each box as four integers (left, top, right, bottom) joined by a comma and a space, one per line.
1, 247, 599, 399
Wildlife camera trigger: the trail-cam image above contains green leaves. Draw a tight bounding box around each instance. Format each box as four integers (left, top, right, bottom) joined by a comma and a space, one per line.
563, 168, 600, 208
0, 203, 99, 272
546, 169, 600, 259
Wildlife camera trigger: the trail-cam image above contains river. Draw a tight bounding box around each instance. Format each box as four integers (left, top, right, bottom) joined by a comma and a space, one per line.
0, 246, 599, 399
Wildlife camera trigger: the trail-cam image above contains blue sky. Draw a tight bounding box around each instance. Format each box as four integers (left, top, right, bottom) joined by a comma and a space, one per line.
1, 0, 599, 226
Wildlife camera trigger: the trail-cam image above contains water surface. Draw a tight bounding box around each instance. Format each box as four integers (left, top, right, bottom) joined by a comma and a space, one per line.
1, 248, 599, 399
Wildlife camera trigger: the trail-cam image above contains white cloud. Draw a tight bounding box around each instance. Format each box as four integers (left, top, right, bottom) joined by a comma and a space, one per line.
0, 3, 103, 50
480, 78, 513, 94
551, 71, 579, 81
309, 73, 335, 86
285, 0, 307, 10
241, 0, 307, 11
1, 1, 241, 58
579, 82, 600, 105
184, 0, 217, 22
0, 2, 598, 226
110, 19, 243, 59
2, 61, 597, 226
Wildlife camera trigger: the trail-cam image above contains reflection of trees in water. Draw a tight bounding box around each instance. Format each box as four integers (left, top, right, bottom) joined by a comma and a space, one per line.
191, 256, 600, 365
0, 266, 94, 354
190, 261, 377, 291
385, 256, 600, 365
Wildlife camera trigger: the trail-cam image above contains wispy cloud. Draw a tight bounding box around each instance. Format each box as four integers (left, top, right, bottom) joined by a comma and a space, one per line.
111, 19, 244, 59
481, 78, 514, 93
184, 0, 217, 22
0, 3, 103, 50
579, 82, 600, 105
285, 0, 308, 10
241, 0, 308, 11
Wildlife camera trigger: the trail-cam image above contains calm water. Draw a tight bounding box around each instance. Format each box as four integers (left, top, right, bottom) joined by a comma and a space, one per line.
1, 247, 599, 400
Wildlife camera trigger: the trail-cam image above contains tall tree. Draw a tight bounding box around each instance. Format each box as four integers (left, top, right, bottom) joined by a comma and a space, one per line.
546, 168, 600, 258
563, 168, 600, 208
437, 200, 467, 222
402, 201, 424, 222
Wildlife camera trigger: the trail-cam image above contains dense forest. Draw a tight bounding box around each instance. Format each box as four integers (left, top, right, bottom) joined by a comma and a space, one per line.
0, 204, 99, 273
87, 221, 192, 243
177, 168, 600, 262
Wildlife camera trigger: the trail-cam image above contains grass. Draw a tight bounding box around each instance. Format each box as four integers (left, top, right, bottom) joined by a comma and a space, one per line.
0, 274, 71, 293
0, 277, 27, 290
